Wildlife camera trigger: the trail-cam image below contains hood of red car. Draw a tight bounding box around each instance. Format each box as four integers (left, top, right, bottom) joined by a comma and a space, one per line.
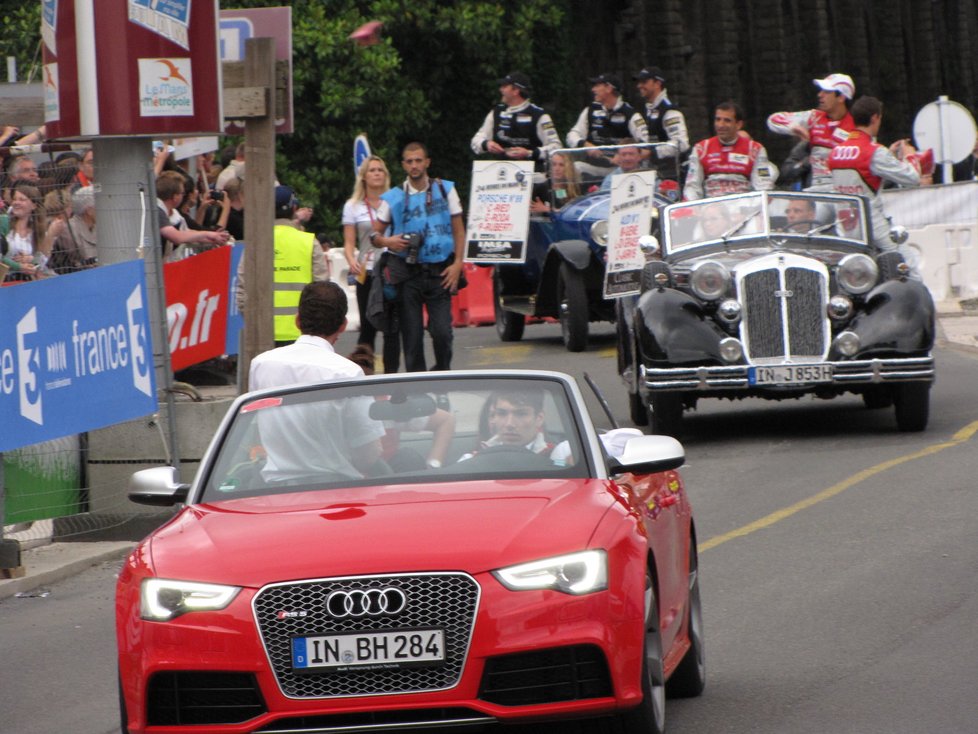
145, 479, 619, 588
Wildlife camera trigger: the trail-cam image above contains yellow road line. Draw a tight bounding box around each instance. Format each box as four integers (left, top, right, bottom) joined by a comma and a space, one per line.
464, 345, 534, 366
700, 420, 978, 553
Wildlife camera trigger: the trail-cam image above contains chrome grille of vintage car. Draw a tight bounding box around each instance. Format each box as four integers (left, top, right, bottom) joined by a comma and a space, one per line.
741, 265, 827, 361
253, 573, 479, 699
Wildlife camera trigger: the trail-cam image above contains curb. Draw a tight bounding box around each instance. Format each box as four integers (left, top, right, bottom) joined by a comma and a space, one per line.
0, 542, 135, 602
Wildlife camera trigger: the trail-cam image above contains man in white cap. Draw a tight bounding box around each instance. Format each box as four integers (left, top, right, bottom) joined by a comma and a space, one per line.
470, 71, 562, 169
767, 73, 856, 190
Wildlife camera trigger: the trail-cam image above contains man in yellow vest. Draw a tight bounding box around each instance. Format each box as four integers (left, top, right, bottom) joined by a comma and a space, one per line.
272, 185, 330, 345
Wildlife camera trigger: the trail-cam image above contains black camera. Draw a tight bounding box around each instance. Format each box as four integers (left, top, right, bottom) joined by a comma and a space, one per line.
402, 232, 423, 264
210, 190, 224, 202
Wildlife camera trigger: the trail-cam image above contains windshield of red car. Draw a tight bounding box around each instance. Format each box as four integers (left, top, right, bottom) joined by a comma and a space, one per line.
200, 376, 591, 501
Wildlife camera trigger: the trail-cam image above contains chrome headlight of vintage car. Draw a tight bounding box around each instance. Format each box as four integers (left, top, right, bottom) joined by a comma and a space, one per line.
717, 298, 742, 324
827, 295, 854, 320
719, 337, 744, 363
833, 330, 861, 356
837, 254, 879, 295
590, 220, 609, 247
689, 261, 731, 301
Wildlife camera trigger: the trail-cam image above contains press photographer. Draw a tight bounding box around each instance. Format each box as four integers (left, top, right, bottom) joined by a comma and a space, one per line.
372, 141, 465, 372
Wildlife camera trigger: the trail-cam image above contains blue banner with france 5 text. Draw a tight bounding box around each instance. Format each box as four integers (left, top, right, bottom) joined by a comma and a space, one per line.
0, 261, 158, 453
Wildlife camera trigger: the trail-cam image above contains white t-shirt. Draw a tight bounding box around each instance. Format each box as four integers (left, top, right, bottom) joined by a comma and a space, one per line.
342, 199, 392, 272
5, 230, 33, 258
248, 335, 384, 481
249, 334, 364, 390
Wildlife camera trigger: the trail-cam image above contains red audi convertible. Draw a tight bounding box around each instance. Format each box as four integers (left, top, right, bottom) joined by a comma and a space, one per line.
117, 370, 704, 733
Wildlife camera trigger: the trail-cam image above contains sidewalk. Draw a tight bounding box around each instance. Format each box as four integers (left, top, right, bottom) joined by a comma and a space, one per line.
0, 541, 134, 601
936, 300, 978, 353
2, 303, 977, 600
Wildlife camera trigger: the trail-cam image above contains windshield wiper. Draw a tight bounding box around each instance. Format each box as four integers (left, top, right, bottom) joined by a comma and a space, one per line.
720, 207, 760, 241
804, 221, 837, 237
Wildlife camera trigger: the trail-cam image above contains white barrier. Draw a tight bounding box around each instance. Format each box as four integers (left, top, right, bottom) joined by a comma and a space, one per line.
907, 223, 978, 302
879, 181, 978, 302
327, 247, 360, 331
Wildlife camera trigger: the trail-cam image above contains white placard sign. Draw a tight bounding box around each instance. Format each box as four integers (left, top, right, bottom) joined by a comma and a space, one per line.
605, 170, 657, 298
464, 161, 534, 263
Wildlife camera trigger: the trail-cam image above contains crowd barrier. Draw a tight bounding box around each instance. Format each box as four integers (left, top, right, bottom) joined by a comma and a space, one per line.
908, 223, 978, 302
327, 249, 496, 330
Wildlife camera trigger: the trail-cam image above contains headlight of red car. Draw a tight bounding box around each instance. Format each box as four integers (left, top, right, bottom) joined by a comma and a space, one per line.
140, 578, 242, 621
492, 550, 608, 595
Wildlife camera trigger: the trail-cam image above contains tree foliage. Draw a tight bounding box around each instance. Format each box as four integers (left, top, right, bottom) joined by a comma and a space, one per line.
235, 0, 571, 238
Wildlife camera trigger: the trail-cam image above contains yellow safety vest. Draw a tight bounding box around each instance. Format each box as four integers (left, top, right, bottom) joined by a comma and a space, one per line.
273, 225, 315, 342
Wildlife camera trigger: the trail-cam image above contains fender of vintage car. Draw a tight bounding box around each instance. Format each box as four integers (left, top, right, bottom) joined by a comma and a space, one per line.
635, 287, 725, 363
843, 278, 936, 358
551, 239, 593, 270
532, 240, 595, 315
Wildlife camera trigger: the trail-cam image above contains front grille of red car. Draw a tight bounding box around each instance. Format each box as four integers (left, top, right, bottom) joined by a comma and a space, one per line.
742, 266, 827, 361
253, 573, 480, 698
146, 671, 266, 726
479, 645, 613, 706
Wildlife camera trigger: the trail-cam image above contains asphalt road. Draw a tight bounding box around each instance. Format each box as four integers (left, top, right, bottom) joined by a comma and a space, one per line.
2, 321, 976, 734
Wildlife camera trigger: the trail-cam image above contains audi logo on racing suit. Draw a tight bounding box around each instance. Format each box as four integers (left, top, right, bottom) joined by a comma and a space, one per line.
325, 588, 408, 618
831, 146, 861, 162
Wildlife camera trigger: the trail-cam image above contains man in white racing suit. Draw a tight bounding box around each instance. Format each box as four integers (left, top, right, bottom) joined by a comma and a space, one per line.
828, 95, 921, 263
767, 73, 856, 190
634, 66, 689, 181
684, 101, 777, 200
566, 72, 648, 147
470, 71, 562, 170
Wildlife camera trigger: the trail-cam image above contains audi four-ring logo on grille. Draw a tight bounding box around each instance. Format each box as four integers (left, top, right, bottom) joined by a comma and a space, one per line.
325, 588, 408, 617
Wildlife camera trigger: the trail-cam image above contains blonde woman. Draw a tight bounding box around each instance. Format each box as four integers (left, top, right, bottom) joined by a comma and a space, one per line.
343, 155, 400, 369
530, 151, 582, 213
0, 182, 54, 282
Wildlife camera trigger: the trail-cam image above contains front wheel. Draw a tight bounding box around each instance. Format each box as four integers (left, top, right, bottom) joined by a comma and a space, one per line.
601, 573, 666, 734
493, 272, 525, 342
666, 538, 706, 698
649, 393, 683, 438
894, 382, 930, 431
558, 262, 589, 352
630, 390, 649, 427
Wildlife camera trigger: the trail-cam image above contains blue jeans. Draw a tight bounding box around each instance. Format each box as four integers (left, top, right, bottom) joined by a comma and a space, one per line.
399, 265, 454, 372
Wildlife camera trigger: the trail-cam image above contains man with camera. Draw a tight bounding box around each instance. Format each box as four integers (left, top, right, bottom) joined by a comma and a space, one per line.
372, 142, 465, 372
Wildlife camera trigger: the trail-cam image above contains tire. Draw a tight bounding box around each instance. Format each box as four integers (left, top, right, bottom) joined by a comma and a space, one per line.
630, 390, 649, 427
118, 671, 130, 734
877, 250, 906, 282
598, 572, 666, 734
666, 538, 706, 698
894, 382, 930, 432
493, 272, 525, 342
641, 261, 672, 293
649, 393, 683, 438
862, 386, 894, 410
558, 262, 589, 352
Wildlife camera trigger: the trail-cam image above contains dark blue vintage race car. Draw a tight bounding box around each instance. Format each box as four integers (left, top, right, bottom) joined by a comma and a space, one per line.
493, 144, 678, 352
616, 191, 936, 436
